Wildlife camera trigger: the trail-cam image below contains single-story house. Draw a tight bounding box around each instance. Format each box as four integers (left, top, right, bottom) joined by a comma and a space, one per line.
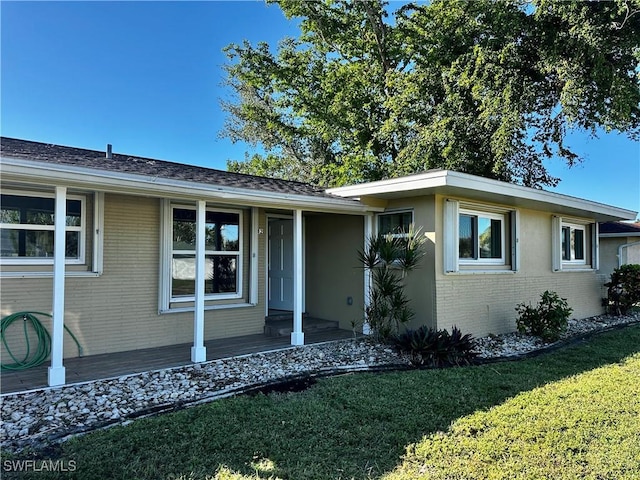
599, 221, 640, 278
1, 137, 637, 387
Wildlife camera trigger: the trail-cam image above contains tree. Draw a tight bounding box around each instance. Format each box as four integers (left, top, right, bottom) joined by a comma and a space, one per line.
222, 0, 640, 188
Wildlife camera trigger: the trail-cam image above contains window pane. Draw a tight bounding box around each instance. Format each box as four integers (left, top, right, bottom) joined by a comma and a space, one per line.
172, 254, 196, 296
378, 212, 411, 235
573, 229, 585, 260
205, 211, 240, 251
561, 227, 571, 261
66, 200, 82, 227
459, 214, 476, 259
479, 217, 502, 259
174, 209, 240, 252
210, 255, 237, 292
26, 231, 54, 257
173, 209, 196, 250
1, 229, 19, 257
172, 254, 238, 297
26, 198, 55, 225
65, 231, 80, 258
0, 208, 20, 224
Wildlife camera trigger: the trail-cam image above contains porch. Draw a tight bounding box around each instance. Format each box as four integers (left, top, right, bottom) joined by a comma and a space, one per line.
0, 328, 354, 395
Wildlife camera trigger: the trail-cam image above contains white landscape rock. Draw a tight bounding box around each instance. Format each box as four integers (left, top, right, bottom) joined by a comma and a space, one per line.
0, 312, 637, 454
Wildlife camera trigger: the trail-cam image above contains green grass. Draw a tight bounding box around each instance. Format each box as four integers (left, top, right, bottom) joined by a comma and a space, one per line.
8, 325, 640, 480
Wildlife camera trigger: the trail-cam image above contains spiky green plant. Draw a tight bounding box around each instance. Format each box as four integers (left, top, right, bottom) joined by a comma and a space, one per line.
359, 224, 426, 341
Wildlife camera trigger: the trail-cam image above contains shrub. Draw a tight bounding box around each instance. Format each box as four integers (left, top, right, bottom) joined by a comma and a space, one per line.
604, 264, 640, 315
516, 290, 572, 342
393, 326, 477, 367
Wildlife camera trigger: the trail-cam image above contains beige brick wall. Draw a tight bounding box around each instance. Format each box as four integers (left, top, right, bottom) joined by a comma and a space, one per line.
433, 197, 605, 337
1, 194, 267, 360
435, 272, 606, 337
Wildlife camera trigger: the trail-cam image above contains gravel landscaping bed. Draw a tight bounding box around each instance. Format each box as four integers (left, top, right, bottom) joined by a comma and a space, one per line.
1, 312, 638, 454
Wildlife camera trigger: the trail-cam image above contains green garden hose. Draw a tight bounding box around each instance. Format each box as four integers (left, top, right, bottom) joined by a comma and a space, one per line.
1, 311, 83, 370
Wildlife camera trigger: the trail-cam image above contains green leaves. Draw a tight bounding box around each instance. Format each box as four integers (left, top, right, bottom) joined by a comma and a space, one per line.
222, 0, 640, 188
359, 224, 426, 340
516, 290, 573, 342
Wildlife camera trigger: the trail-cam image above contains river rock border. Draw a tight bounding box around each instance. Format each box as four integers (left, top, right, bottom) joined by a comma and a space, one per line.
1, 312, 638, 454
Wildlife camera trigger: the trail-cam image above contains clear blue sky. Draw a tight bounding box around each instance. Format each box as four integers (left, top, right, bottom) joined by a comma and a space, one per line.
1, 1, 638, 215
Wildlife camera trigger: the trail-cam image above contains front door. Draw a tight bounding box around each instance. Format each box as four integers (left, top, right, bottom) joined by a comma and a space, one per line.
268, 218, 294, 311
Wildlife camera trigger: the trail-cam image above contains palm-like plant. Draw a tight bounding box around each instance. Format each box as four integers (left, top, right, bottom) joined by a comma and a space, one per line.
358, 224, 426, 341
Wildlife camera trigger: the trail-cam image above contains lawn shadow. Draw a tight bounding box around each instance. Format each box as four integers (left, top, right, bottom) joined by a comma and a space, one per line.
25, 324, 640, 480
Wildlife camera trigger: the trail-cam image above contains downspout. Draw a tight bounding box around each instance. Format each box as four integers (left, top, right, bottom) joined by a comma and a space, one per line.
618, 241, 640, 268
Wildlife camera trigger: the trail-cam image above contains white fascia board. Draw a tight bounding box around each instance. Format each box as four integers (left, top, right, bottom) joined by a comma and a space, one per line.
328, 170, 636, 221
1, 157, 381, 214
327, 170, 449, 197
599, 232, 640, 238
445, 171, 636, 221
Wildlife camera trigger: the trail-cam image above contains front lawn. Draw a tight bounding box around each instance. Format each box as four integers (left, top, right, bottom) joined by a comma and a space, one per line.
10, 325, 640, 480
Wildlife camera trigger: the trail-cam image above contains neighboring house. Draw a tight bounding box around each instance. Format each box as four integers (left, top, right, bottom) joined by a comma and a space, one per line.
1, 137, 636, 387
598, 221, 640, 278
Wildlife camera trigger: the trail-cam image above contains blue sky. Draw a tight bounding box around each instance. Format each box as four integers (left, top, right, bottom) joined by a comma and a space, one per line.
1, 1, 638, 215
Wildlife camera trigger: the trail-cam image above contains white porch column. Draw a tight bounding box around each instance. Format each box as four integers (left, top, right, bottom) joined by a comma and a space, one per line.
48, 186, 67, 386
291, 209, 304, 346
362, 214, 373, 335
191, 200, 207, 363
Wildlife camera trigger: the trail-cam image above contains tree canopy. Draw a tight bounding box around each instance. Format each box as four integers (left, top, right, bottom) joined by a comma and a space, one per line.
222, 0, 640, 188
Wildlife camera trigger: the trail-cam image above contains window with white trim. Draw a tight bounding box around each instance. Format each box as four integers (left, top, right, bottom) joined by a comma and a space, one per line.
561, 223, 585, 263
444, 199, 518, 273
459, 209, 505, 264
0, 192, 85, 264
170, 206, 242, 301
377, 210, 413, 237
552, 217, 595, 271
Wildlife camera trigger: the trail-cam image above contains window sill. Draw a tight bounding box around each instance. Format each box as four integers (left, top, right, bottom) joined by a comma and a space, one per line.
0, 271, 101, 279
445, 270, 516, 275
160, 302, 257, 314
554, 268, 595, 273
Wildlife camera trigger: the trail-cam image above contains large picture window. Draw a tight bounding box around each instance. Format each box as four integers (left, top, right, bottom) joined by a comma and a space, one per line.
0, 193, 84, 264
170, 206, 241, 301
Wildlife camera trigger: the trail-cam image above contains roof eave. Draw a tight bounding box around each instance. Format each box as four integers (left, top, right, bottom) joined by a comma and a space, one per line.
328, 170, 636, 222
1, 157, 381, 214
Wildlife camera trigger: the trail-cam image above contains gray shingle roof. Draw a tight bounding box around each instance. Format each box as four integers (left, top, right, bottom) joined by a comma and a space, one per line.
600, 221, 640, 235
0, 137, 341, 200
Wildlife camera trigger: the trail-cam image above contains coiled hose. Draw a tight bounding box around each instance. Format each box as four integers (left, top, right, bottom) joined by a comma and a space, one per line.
1, 311, 83, 370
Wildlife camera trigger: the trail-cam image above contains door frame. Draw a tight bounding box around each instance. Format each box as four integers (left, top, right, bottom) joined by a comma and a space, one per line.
265, 214, 305, 316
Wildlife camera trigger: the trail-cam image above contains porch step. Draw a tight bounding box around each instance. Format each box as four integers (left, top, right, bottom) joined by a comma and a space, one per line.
264, 315, 340, 337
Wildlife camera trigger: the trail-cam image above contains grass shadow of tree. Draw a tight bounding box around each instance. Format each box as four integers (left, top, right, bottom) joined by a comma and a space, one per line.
30, 324, 640, 480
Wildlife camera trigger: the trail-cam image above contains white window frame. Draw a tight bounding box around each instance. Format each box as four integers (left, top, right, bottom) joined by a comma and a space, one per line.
444, 199, 517, 274
553, 216, 594, 271
0, 190, 86, 265
167, 203, 243, 304
561, 222, 586, 264
376, 209, 414, 238
458, 208, 506, 265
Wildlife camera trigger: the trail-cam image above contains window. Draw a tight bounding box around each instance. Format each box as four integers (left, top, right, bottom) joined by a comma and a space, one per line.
170, 206, 241, 301
444, 199, 517, 273
561, 224, 585, 262
459, 211, 504, 262
0, 193, 84, 264
552, 217, 594, 270
378, 210, 413, 236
